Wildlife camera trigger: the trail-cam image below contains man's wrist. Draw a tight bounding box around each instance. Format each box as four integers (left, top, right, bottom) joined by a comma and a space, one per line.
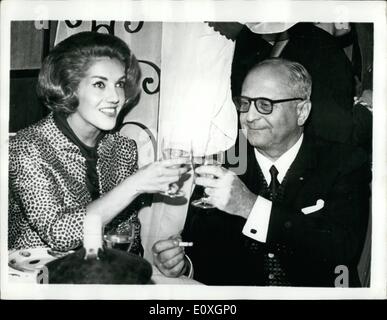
240, 192, 259, 219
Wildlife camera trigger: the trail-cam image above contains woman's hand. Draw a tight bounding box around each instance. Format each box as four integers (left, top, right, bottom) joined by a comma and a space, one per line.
131, 158, 190, 194
86, 158, 190, 226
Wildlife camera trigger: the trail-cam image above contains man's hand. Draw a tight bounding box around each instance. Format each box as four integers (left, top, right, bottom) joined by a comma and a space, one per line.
354, 89, 373, 113
194, 165, 257, 218
152, 235, 188, 278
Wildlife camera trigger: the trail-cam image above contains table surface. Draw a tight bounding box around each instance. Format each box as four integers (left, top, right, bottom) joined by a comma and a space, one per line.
8, 248, 202, 285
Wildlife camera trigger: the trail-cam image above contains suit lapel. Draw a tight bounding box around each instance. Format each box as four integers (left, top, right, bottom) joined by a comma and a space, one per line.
237, 134, 317, 202
281, 135, 317, 204
239, 140, 266, 195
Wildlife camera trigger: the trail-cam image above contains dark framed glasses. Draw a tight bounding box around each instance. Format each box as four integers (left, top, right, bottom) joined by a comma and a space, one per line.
233, 96, 304, 115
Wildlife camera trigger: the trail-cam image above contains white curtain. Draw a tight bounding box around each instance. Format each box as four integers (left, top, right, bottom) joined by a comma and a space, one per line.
148, 22, 237, 260
55, 21, 238, 261
158, 22, 237, 155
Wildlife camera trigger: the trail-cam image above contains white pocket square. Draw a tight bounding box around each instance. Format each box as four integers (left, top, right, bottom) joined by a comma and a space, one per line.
301, 199, 325, 215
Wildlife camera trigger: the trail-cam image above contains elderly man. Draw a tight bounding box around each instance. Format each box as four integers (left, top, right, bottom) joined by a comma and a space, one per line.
153, 58, 370, 287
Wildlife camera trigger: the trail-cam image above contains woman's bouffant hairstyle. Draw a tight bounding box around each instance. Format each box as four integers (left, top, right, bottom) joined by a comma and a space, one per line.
37, 31, 142, 114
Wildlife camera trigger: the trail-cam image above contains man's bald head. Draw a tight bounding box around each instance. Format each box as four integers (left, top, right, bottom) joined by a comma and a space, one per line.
245, 58, 312, 102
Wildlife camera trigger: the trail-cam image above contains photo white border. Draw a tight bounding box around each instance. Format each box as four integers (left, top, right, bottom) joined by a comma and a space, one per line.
1, 0, 386, 300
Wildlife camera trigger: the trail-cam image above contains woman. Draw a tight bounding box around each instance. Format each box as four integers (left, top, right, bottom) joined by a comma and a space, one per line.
8, 31, 188, 255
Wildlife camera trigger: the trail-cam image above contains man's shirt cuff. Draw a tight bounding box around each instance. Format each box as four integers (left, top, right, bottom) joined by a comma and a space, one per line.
242, 196, 272, 243
184, 254, 194, 279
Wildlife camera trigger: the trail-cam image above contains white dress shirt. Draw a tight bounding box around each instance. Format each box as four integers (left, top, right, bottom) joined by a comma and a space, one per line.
242, 134, 304, 243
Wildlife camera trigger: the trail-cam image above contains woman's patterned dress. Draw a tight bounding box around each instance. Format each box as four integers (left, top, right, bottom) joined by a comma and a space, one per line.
9, 113, 143, 254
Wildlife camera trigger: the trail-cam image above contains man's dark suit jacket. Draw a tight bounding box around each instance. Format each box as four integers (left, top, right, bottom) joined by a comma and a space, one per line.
183, 135, 371, 287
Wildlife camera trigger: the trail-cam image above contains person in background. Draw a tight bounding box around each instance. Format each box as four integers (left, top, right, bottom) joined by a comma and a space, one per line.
9, 31, 188, 255
314, 22, 373, 155
232, 22, 371, 151
153, 58, 371, 286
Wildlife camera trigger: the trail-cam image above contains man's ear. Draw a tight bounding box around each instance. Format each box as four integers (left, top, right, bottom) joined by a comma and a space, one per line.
296, 100, 312, 126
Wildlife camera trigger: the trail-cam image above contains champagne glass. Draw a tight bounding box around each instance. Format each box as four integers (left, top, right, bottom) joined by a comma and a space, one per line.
159, 139, 189, 198
191, 150, 224, 209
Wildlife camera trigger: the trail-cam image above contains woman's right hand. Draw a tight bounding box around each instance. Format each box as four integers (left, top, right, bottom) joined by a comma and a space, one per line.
86, 159, 190, 227
131, 158, 190, 194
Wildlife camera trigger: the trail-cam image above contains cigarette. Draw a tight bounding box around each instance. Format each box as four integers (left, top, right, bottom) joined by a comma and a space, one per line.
178, 241, 193, 247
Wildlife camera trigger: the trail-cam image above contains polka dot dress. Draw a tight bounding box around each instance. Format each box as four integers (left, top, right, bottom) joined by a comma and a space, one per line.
9, 113, 141, 253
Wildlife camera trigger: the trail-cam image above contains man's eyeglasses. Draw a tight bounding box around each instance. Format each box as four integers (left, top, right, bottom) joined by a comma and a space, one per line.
233, 96, 304, 115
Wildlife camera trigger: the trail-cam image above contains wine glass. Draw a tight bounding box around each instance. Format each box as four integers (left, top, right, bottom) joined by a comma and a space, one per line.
158, 139, 189, 198
103, 222, 136, 253
191, 150, 224, 209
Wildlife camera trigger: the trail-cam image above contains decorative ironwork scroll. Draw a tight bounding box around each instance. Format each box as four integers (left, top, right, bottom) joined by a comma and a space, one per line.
138, 60, 160, 95
65, 20, 82, 28
124, 21, 144, 34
